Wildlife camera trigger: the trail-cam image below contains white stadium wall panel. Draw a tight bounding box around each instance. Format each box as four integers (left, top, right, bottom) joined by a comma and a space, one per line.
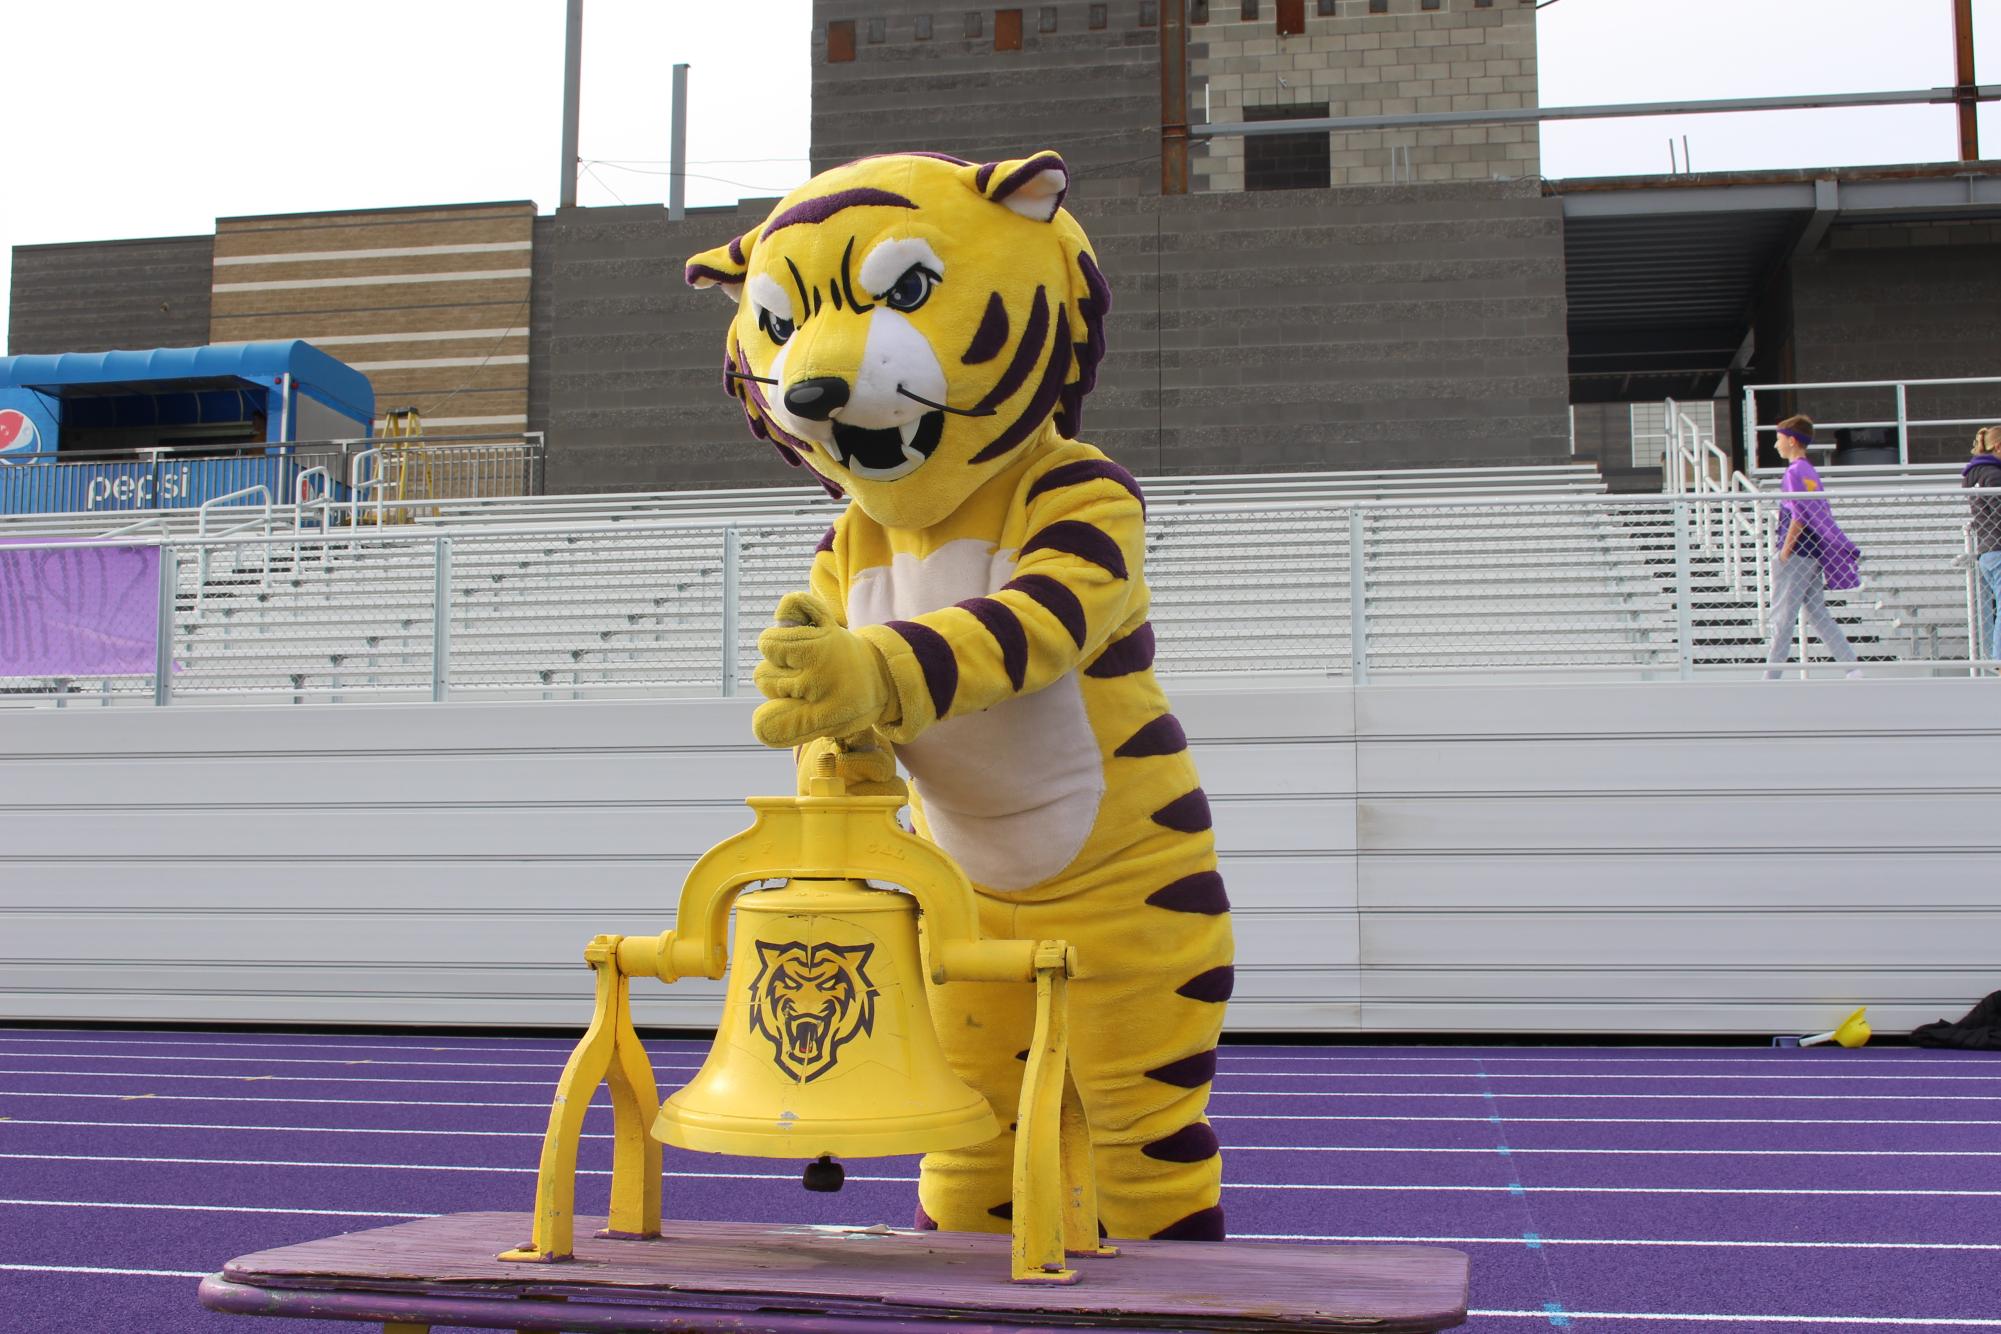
1, 680, 1994, 1035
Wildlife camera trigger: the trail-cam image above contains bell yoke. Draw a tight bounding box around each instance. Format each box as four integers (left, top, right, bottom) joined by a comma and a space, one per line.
509, 148, 1236, 1284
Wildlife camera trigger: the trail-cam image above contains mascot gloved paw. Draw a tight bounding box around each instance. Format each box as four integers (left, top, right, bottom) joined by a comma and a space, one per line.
795, 735, 907, 800
752, 592, 900, 748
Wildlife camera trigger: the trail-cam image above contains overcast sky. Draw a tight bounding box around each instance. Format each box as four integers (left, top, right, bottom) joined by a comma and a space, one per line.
3, 0, 1997, 350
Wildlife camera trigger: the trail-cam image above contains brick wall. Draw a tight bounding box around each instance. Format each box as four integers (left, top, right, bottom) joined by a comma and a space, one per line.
811, 1, 1163, 201
1192, 0, 1539, 192
1790, 220, 2001, 463
7, 236, 213, 355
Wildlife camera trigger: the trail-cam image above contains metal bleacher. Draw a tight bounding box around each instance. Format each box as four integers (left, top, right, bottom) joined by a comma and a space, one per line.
3, 456, 1991, 706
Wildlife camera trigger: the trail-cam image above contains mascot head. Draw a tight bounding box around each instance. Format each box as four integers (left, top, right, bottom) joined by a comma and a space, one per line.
686, 151, 1111, 530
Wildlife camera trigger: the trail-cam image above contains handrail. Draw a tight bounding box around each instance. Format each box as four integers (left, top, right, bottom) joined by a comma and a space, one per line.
1743, 375, 2001, 474
194, 485, 273, 611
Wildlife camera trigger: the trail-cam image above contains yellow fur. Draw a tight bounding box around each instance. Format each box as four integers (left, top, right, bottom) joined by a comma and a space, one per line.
689, 151, 1234, 1242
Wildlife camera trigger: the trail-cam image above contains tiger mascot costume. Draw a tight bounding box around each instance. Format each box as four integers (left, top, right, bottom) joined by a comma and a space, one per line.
685, 150, 1234, 1244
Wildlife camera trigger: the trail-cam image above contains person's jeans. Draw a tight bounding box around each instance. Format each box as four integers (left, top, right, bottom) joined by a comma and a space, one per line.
1979, 550, 2001, 665
1765, 555, 1858, 679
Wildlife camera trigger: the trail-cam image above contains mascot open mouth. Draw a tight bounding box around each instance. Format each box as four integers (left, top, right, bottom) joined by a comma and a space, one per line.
830, 411, 944, 481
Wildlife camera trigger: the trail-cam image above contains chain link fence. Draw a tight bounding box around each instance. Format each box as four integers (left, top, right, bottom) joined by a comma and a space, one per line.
2, 487, 1993, 708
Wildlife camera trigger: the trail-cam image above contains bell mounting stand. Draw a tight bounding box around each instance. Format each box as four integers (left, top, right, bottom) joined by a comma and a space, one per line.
498, 759, 1112, 1285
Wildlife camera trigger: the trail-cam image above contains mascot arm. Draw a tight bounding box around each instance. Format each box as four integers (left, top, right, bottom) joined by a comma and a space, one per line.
858, 478, 1143, 745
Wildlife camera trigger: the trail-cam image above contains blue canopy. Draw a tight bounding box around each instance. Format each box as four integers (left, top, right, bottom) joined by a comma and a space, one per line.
0, 340, 374, 427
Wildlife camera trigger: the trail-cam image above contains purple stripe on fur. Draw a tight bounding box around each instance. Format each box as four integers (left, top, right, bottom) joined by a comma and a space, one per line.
885, 619, 958, 719
1084, 621, 1155, 677
1056, 248, 1113, 439
727, 234, 746, 266
854, 150, 972, 166
956, 596, 1028, 691
1142, 1122, 1220, 1164
1145, 1048, 1217, 1088
685, 262, 739, 288
815, 527, 835, 555
960, 292, 1010, 365
968, 306, 1073, 464
913, 1204, 938, 1231
764, 188, 917, 235
989, 152, 1067, 213
1146, 870, 1230, 915
1003, 572, 1087, 648
1115, 713, 1186, 758
986, 1201, 1013, 1221
1021, 519, 1126, 579
974, 287, 1048, 413
975, 161, 998, 193
1151, 1205, 1226, 1242
1025, 459, 1146, 514
1176, 965, 1235, 1004
1152, 788, 1212, 834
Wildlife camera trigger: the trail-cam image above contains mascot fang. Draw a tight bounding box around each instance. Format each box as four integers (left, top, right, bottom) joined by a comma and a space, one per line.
686, 150, 1235, 1243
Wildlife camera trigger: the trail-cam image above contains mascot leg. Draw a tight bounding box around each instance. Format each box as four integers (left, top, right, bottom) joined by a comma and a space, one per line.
917, 833, 1234, 1242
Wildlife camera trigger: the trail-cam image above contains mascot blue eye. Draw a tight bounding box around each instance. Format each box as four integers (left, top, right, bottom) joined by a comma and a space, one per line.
883, 265, 940, 313
759, 308, 795, 346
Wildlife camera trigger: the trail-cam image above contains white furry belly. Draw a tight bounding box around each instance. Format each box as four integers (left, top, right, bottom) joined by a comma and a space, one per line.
848, 538, 1105, 891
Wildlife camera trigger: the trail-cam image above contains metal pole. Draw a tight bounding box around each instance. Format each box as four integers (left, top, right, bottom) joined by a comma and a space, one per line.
1673, 500, 1694, 680
1347, 509, 1368, 685
1190, 84, 2001, 140
1957, 0, 1979, 162
154, 545, 175, 706
1895, 382, 1910, 465
720, 525, 740, 695
559, 0, 584, 209
669, 63, 689, 221
1159, 0, 1189, 194
1741, 383, 1758, 470
433, 537, 453, 702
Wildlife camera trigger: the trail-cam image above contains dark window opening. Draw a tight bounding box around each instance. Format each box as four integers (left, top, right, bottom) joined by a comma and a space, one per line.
1090, 3, 1108, 28
1369, 0, 1387, 12
1139, 0, 1157, 24
1245, 103, 1330, 191
1040, 5, 1058, 31
916, 13, 933, 37
1317, 0, 1337, 13
1241, 0, 1259, 19
827, 18, 856, 61
1421, 0, 1440, 10
1276, 0, 1304, 34
867, 15, 887, 40
966, 10, 983, 37
1191, 0, 1209, 20
996, 7, 1022, 48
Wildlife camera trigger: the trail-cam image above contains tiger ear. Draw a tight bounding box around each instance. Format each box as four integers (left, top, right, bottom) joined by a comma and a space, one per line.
685, 229, 757, 303
962, 151, 1069, 222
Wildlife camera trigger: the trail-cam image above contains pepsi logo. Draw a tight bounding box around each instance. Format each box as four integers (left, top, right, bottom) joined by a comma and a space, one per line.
0, 408, 42, 456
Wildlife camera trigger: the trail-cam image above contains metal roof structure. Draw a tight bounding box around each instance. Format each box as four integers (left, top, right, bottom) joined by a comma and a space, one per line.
0, 340, 374, 423
1550, 163, 2001, 403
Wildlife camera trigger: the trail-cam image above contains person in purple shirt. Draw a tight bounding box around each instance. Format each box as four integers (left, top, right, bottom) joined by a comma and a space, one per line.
1965, 425, 2001, 667
1764, 415, 1863, 680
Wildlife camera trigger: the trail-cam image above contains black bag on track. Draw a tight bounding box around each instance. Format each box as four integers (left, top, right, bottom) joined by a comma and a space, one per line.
1911, 990, 2001, 1050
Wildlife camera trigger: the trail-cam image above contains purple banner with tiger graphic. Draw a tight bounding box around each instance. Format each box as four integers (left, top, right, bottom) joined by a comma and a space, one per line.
0, 540, 160, 677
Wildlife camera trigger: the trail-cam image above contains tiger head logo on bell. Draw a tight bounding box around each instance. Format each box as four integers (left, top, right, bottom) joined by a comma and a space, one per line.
746, 941, 879, 1083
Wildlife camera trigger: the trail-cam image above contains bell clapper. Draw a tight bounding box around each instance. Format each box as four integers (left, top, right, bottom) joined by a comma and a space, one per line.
803, 1153, 846, 1193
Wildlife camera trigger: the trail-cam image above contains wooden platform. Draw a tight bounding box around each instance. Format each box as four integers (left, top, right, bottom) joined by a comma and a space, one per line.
199, 1212, 1469, 1333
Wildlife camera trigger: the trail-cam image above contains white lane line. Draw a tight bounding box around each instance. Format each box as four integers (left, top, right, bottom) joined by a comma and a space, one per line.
0, 1151, 918, 1183
1468, 1311, 2001, 1327
11, 1050, 1994, 1084
0, 1197, 431, 1220
3, 1152, 1988, 1197
1238, 1232, 2001, 1252
10, 1090, 1997, 1129
0, 1263, 208, 1278
12, 1068, 1998, 1101
9, 1118, 1994, 1157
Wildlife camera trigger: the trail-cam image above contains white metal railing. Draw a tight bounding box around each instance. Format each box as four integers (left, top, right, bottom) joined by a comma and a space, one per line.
1661, 398, 1767, 610
1743, 376, 2001, 473
193, 485, 273, 612
3, 488, 1993, 708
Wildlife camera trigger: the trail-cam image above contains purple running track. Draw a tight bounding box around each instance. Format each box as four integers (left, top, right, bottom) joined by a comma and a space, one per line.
1, 1030, 1997, 1333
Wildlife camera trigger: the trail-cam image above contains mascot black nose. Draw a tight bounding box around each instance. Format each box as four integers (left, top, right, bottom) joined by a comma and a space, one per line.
783, 376, 850, 422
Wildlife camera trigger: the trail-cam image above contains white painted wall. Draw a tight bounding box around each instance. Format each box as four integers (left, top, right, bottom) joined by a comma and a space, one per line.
2, 679, 1993, 1036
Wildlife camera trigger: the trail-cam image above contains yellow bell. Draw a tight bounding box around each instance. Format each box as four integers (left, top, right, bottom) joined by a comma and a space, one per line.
654, 877, 998, 1158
